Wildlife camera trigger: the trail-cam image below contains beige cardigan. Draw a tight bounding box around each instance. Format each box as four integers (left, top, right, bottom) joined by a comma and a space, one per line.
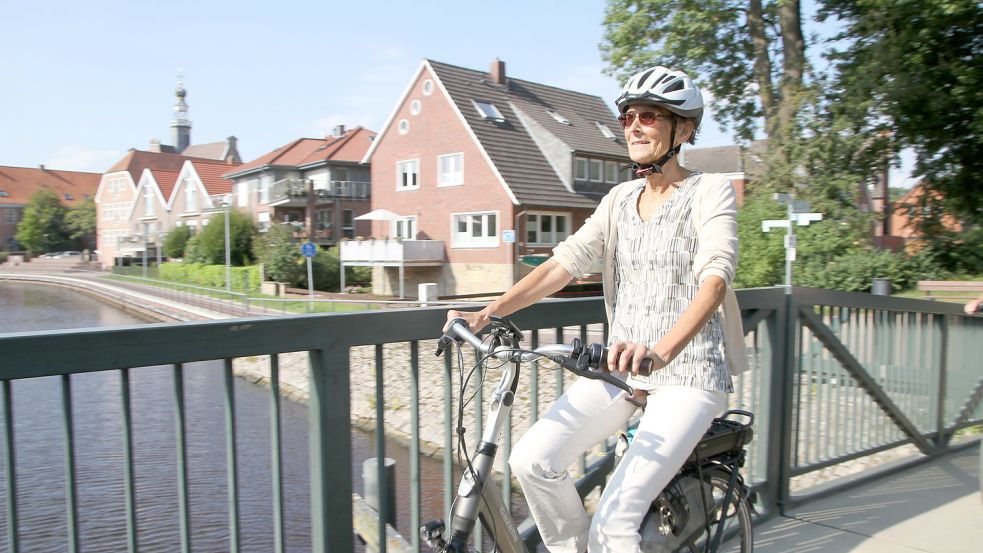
552, 174, 749, 376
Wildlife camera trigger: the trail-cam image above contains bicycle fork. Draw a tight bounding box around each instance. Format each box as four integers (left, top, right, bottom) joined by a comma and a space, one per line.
422, 360, 529, 553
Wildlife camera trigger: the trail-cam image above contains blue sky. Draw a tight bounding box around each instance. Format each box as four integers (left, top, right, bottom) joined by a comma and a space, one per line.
1, 0, 915, 185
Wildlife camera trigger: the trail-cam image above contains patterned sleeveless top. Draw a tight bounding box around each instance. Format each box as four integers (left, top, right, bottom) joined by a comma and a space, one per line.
609, 174, 732, 393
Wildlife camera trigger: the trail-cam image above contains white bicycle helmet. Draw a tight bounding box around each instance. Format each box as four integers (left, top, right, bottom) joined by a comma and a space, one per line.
616, 66, 704, 126
616, 66, 704, 175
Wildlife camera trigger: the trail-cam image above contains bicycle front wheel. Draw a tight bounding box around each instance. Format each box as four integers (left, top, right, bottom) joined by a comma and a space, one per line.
686, 472, 753, 553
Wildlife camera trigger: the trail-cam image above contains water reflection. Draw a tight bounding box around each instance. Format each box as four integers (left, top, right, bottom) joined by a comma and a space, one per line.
0, 282, 454, 551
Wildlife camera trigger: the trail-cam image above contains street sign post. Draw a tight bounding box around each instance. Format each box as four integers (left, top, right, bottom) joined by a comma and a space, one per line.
763, 194, 823, 293
301, 242, 316, 298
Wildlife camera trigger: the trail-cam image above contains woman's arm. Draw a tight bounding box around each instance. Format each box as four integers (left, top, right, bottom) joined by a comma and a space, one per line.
608, 275, 727, 374
447, 259, 574, 332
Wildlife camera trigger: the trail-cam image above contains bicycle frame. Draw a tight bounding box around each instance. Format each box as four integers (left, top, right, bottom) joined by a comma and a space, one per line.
430, 356, 531, 553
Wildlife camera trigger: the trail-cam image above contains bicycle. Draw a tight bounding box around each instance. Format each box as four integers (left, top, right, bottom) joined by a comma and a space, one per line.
420, 316, 755, 552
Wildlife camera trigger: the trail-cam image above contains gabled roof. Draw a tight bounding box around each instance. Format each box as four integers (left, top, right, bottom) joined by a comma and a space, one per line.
107, 149, 238, 184
191, 161, 235, 196
0, 165, 101, 206
225, 127, 376, 178
370, 59, 625, 209
682, 145, 744, 174
148, 169, 181, 200
182, 141, 229, 161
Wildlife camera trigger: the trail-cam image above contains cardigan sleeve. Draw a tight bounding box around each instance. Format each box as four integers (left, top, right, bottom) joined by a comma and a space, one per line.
693, 174, 739, 286
550, 187, 617, 278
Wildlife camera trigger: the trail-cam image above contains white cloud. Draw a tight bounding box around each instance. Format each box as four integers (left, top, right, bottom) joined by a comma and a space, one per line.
44, 145, 123, 173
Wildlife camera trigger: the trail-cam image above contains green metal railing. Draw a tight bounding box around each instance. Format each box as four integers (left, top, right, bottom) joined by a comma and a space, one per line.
1, 287, 981, 552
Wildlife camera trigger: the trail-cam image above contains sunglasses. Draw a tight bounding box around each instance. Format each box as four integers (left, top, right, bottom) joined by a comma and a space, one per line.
617, 111, 671, 128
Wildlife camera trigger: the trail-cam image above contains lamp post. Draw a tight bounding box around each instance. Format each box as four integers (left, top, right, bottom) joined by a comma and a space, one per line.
210, 194, 233, 294
762, 193, 823, 294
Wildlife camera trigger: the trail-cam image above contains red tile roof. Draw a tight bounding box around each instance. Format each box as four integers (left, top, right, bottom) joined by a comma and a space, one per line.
107, 149, 239, 184
192, 161, 235, 196
226, 127, 376, 177
0, 165, 101, 206
148, 169, 181, 200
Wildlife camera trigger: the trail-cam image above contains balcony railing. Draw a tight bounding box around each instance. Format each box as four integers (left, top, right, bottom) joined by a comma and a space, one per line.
339, 239, 445, 265
268, 178, 370, 205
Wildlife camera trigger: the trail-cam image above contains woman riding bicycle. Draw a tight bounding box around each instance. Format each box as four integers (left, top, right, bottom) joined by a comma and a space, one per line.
447, 66, 746, 553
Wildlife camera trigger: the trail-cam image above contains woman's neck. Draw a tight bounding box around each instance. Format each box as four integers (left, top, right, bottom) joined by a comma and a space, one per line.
644, 160, 691, 193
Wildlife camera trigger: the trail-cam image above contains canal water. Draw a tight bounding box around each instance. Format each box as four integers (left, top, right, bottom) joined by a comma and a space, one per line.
0, 282, 452, 552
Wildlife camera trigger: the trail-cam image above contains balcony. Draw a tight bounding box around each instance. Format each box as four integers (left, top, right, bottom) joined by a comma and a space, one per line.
339, 239, 444, 266
268, 178, 370, 207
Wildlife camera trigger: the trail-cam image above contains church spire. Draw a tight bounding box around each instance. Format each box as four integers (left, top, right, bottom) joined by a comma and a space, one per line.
171, 70, 191, 153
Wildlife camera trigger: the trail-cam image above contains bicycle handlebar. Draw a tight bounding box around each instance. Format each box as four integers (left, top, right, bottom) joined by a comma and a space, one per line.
437, 317, 653, 398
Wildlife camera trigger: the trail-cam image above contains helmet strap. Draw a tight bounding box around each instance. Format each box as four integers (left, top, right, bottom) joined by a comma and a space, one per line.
633, 118, 681, 177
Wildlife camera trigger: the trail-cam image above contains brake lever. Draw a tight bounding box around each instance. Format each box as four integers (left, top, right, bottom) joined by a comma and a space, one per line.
548, 352, 636, 397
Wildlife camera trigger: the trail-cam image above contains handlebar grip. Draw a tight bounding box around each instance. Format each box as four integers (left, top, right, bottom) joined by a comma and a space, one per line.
591, 344, 654, 376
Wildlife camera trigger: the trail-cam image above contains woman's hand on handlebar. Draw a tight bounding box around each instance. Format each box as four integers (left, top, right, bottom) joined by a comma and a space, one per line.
445, 309, 491, 334
606, 341, 668, 376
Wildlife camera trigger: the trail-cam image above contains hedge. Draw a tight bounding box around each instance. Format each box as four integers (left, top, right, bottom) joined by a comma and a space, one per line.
158, 262, 262, 292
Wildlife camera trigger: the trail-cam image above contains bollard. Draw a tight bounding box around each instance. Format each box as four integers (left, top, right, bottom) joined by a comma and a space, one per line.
363, 457, 397, 528
872, 278, 892, 296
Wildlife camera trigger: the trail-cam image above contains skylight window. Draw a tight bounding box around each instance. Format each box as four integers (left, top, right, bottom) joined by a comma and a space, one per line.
547, 110, 570, 125
473, 100, 505, 122
596, 121, 617, 140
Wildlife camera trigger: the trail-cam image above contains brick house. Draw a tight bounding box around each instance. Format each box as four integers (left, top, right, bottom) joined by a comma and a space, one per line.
0, 165, 101, 252
351, 59, 631, 298
222, 125, 376, 247
95, 150, 239, 267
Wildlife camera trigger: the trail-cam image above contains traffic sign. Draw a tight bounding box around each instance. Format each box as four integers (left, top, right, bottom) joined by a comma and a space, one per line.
301, 242, 317, 257
502, 230, 516, 244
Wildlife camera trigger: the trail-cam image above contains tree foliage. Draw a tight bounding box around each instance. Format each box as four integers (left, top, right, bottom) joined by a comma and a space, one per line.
820, 0, 983, 220
162, 225, 192, 259
601, 0, 805, 143
63, 197, 97, 251
252, 223, 305, 285
15, 189, 69, 254
184, 209, 255, 266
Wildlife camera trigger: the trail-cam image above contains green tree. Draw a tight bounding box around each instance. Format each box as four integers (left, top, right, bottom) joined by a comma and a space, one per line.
821, 0, 983, 220
162, 225, 192, 259
252, 223, 305, 285
601, 0, 805, 144
64, 197, 96, 250
15, 189, 68, 254
186, 209, 256, 266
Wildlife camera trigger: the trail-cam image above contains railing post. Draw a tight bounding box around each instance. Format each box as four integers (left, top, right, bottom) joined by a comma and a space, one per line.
764, 288, 796, 516
309, 346, 354, 552
935, 315, 949, 451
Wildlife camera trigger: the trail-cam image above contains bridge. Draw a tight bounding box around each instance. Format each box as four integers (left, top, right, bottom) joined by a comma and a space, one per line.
1, 268, 980, 552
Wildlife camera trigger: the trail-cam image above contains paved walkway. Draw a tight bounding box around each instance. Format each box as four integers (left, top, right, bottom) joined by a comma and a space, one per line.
753, 445, 981, 553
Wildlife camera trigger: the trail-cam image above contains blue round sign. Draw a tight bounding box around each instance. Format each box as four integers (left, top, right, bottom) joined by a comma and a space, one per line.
301, 242, 317, 258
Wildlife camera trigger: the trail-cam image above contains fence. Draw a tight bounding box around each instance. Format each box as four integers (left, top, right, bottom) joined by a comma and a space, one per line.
0, 287, 980, 552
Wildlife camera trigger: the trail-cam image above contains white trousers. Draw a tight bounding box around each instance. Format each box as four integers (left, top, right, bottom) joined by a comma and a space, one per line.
509, 378, 727, 553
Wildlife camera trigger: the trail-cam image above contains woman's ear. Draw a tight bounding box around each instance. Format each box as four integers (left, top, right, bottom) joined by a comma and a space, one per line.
677, 118, 696, 145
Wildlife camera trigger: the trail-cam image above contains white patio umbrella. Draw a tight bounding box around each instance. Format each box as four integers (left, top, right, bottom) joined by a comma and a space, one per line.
353, 208, 401, 221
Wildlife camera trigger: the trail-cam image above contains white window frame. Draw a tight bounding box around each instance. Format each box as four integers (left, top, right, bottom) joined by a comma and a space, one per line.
472, 100, 505, 122
392, 216, 417, 239
396, 159, 420, 191
575, 157, 589, 181
143, 187, 155, 217
259, 176, 271, 204
452, 211, 499, 248
547, 110, 570, 125
605, 161, 621, 183
526, 212, 571, 245
589, 159, 603, 182
184, 179, 198, 212
596, 121, 617, 139
437, 153, 464, 187
237, 181, 249, 207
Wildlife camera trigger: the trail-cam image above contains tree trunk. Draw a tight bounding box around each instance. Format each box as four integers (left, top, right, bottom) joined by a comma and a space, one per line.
778, 0, 805, 133
748, 0, 776, 138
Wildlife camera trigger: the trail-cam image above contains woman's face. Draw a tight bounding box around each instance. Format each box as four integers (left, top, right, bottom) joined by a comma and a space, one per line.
622, 104, 690, 164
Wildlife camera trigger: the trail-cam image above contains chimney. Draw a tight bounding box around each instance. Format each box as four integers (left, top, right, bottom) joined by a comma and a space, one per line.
490, 58, 507, 86
333, 124, 346, 137
39, 164, 46, 171
148, 138, 162, 153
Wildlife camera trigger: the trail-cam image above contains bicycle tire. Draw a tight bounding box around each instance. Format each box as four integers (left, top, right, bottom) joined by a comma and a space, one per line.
686, 472, 753, 553
639, 471, 753, 553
